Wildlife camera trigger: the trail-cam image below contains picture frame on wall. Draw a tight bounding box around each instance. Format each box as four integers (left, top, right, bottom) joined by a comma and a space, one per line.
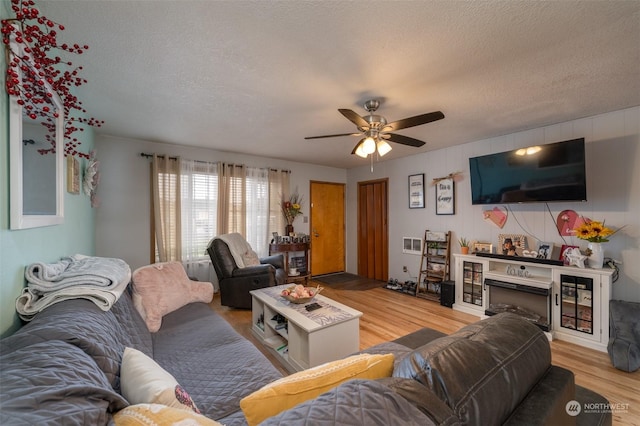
435, 177, 455, 215
66, 156, 80, 194
408, 174, 425, 209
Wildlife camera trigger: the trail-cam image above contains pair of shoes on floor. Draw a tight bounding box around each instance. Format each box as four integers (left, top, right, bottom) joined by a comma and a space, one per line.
386, 278, 403, 290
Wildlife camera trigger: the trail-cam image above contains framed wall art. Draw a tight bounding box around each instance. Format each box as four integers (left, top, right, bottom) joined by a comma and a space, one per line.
67, 155, 80, 194
435, 177, 454, 215
408, 174, 425, 209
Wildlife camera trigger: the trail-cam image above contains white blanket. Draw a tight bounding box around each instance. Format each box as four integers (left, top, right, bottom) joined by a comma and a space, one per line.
16, 255, 132, 321
215, 233, 253, 268
24, 254, 131, 291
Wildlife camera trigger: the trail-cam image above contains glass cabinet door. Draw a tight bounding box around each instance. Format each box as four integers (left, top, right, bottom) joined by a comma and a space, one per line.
560, 274, 593, 334
463, 261, 483, 306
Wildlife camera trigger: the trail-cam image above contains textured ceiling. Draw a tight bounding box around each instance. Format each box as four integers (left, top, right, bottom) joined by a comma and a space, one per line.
35, 0, 640, 168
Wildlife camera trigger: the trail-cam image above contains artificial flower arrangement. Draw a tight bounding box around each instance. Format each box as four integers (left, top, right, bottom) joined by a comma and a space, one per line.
573, 218, 624, 263
573, 219, 616, 243
282, 193, 303, 226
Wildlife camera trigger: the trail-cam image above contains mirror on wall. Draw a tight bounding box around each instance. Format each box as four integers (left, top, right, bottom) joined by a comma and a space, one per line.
9, 39, 65, 230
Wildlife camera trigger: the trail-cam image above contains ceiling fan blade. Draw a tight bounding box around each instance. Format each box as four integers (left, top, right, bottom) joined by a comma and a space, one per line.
351, 142, 360, 155
305, 132, 361, 140
384, 111, 445, 132
384, 133, 426, 147
338, 109, 370, 129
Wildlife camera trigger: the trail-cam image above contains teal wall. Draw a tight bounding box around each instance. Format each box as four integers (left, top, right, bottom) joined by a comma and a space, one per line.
1, 2, 96, 336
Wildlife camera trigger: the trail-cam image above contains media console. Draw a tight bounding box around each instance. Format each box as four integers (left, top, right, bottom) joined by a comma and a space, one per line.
453, 254, 614, 352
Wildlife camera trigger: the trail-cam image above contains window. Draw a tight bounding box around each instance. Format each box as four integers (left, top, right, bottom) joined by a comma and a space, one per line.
155, 160, 286, 262
181, 161, 218, 261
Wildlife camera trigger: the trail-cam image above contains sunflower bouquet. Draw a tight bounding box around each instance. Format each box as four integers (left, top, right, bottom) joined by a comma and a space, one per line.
573, 219, 616, 243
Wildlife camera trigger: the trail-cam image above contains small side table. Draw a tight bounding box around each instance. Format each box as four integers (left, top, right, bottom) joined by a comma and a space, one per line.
269, 242, 311, 284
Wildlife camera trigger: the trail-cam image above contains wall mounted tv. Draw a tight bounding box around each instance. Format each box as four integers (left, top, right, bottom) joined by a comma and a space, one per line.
469, 138, 587, 205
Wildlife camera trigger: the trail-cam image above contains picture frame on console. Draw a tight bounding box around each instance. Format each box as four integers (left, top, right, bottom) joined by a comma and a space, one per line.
498, 234, 527, 256
473, 242, 493, 254
536, 241, 560, 260
560, 244, 580, 265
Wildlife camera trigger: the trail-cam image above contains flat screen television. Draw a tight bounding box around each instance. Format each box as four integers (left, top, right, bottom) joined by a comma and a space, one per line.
469, 138, 587, 205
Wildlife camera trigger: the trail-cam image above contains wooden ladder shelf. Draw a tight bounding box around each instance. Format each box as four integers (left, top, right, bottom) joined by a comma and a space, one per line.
416, 230, 451, 302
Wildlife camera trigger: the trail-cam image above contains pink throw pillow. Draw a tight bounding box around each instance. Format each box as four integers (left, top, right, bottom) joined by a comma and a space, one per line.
132, 262, 214, 332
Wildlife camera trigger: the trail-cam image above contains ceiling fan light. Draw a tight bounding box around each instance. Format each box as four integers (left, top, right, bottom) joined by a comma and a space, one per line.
363, 137, 376, 154
377, 140, 392, 156
526, 146, 541, 155
354, 143, 368, 158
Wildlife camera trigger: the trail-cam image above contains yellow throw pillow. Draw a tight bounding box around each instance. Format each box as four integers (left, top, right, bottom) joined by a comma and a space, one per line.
240, 353, 394, 426
120, 347, 200, 413
114, 403, 222, 426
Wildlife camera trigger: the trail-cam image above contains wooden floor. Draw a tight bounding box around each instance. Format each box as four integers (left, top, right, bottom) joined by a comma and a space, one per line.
210, 277, 639, 425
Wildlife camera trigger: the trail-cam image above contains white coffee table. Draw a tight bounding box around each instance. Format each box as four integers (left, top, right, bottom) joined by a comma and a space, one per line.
251, 284, 362, 373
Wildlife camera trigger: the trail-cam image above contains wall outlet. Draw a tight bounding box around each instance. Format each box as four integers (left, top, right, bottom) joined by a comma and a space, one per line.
402, 266, 408, 273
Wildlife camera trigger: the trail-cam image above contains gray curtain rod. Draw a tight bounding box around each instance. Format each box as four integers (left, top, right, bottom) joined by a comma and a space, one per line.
139, 153, 290, 173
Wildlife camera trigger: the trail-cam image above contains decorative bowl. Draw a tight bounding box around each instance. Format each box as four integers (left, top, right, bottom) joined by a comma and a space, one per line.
280, 285, 323, 304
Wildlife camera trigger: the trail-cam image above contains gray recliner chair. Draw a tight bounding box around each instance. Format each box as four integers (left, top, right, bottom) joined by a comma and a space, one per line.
608, 299, 640, 372
206, 235, 285, 309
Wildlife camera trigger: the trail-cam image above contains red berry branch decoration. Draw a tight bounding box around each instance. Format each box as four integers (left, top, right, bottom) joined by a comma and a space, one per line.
2, 0, 103, 158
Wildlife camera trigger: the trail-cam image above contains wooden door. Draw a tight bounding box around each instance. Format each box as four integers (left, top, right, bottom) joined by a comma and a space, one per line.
357, 179, 388, 281
310, 181, 345, 276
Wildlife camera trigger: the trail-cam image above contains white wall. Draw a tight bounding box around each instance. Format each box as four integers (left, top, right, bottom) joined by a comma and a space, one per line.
95, 107, 639, 303
94, 135, 346, 271
346, 107, 640, 302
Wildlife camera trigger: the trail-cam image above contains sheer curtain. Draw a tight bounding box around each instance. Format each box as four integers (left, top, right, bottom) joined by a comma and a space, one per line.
245, 167, 269, 256
180, 159, 219, 284
151, 154, 181, 262
217, 165, 289, 257
151, 157, 290, 275
269, 169, 290, 238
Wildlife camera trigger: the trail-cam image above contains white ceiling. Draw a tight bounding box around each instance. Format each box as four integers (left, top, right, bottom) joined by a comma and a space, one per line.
36, 0, 640, 169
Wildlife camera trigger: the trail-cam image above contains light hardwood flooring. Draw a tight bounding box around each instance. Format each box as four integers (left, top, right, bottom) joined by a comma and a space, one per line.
209, 277, 639, 425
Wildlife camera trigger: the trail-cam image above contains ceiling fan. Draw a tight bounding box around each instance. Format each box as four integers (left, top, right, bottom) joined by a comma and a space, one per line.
305, 99, 444, 158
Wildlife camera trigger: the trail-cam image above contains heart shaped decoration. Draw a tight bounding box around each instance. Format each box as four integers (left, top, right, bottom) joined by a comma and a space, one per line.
556, 210, 587, 236
483, 206, 508, 229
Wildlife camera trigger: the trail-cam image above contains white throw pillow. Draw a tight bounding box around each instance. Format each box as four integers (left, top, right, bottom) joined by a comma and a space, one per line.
120, 347, 200, 413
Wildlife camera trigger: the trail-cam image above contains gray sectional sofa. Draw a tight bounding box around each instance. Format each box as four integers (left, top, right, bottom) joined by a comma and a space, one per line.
1, 285, 611, 425
265, 313, 612, 426
0, 287, 283, 425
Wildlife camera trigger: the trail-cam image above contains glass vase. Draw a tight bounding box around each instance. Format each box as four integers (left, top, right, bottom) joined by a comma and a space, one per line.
588, 242, 604, 269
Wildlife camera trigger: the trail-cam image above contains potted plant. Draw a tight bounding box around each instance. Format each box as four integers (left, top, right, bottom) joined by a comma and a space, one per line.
458, 237, 470, 254
428, 242, 439, 255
